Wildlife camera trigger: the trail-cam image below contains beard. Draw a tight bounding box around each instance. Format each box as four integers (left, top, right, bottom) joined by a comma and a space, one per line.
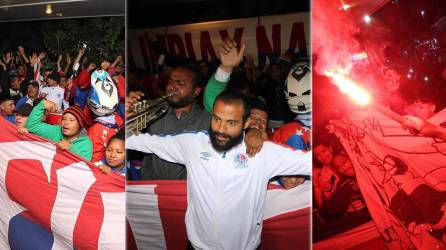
209, 126, 244, 152
168, 94, 195, 109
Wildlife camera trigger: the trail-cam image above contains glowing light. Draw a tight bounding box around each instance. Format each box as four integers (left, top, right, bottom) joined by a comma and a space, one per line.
421, 10, 425, 16
341, 4, 351, 10
407, 74, 412, 78
324, 70, 371, 106
364, 15, 371, 23
424, 76, 429, 82
409, 68, 414, 73
352, 52, 368, 61
45, 4, 52, 14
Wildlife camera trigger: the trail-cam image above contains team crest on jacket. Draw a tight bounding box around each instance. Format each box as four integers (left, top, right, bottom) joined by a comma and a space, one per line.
234, 153, 248, 168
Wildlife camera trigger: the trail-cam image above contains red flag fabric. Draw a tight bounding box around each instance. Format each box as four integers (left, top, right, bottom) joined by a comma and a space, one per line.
127, 180, 311, 250
0, 117, 125, 249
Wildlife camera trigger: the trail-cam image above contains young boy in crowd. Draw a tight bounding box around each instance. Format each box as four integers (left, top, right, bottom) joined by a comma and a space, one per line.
40, 72, 69, 112
0, 95, 16, 124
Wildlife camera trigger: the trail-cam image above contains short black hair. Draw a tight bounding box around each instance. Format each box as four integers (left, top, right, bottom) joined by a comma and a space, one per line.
9, 75, 18, 83
17, 103, 33, 116
249, 97, 269, 118
107, 131, 125, 147
0, 94, 13, 103
214, 90, 251, 121
174, 64, 202, 88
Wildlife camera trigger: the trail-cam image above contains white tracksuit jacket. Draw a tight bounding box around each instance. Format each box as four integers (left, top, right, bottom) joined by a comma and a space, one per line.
127, 130, 311, 250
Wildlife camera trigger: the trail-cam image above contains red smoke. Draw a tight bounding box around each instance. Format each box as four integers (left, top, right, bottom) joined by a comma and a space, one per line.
312, 0, 362, 75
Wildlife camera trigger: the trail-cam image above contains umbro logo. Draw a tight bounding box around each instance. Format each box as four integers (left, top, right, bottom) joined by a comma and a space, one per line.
200, 152, 211, 161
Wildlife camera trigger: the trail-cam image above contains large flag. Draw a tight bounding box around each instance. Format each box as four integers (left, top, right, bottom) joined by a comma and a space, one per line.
330, 108, 446, 249
0, 117, 125, 250
126, 180, 311, 250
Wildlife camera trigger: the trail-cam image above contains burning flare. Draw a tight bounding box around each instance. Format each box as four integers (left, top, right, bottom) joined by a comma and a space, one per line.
324, 70, 371, 106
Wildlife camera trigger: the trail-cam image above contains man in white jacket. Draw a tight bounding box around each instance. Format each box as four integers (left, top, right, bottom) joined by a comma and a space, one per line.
127, 90, 311, 250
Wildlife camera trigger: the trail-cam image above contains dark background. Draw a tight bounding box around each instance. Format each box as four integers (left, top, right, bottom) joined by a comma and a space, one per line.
128, 0, 309, 28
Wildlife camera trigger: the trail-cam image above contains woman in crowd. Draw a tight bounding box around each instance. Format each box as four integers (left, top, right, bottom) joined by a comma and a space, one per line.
26, 99, 92, 160
96, 132, 125, 176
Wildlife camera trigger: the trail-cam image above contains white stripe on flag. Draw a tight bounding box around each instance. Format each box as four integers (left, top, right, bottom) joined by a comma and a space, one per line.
99, 192, 126, 250
0, 141, 55, 248
263, 181, 312, 220
127, 184, 167, 250
51, 162, 96, 249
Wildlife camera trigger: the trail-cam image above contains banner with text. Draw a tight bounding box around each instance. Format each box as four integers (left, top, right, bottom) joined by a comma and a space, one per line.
128, 13, 309, 71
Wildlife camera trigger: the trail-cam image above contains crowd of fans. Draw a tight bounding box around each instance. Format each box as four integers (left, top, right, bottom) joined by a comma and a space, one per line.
0, 45, 125, 176
127, 38, 311, 190
313, 60, 446, 240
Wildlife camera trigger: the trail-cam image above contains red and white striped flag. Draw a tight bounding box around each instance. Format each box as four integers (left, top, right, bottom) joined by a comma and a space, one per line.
0, 117, 125, 250
127, 180, 311, 250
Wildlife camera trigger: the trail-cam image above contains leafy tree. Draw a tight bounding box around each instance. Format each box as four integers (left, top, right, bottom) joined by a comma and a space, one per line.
41, 17, 124, 65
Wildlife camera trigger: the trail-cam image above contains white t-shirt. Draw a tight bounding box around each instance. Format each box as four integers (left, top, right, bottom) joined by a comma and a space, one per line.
127, 130, 311, 250
40, 86, 69, 112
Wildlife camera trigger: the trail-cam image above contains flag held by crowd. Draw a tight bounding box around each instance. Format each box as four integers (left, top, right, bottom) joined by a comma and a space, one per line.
127, 180, 311, 250
331, 108, 446, 249
0, 117, 125, 250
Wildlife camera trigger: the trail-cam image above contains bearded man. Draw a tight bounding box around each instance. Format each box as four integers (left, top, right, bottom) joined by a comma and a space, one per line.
127, 90, 311, 249
138, 65, 210, 180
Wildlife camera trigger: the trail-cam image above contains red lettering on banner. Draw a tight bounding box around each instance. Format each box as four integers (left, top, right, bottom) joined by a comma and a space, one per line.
289, 22, 307, 54
166, 34, 186, 59
256, 24, 282, 54
256, 24, 281, 65
200, 31, 217, 61
184, 32, 196, 60
218, 28, 244, 50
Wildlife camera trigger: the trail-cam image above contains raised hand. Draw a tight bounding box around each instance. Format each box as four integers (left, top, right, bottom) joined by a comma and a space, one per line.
43, 99, 57, 113
5, 52, 11, 64
66, 53, 72, 64
29, 52, 39, 66
18, 46, 25, 55
101, 61, 111, 71
219, 38, 246, 73
78, 47, 86, 56
88, 62, 97, 71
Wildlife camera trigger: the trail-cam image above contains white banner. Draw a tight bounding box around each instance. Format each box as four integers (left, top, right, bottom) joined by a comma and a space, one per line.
128, 13, 309, 70
331, 108, 446, 249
